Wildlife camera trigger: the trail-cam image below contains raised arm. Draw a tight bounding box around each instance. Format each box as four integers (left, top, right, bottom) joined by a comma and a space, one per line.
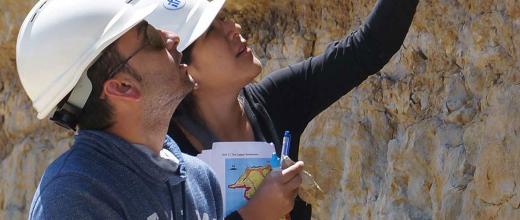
251, 0, 420, 133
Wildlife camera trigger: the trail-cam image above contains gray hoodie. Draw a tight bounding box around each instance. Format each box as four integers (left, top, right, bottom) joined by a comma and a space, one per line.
29, 130, 223, 220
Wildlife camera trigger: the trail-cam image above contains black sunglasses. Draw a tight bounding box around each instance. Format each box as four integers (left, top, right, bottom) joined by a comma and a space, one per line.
106, 22, 166, 79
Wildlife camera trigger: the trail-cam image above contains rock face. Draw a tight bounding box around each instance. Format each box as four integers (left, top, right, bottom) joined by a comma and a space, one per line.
1, 0, 519, 219
1, 0, 73, 219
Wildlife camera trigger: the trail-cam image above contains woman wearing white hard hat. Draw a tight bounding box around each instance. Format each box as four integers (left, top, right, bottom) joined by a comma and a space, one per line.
147, 0, 420, 219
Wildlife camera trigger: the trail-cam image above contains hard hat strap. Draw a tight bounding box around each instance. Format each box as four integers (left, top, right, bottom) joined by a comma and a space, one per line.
68, 73, 93, 110
50, 73, 93, 130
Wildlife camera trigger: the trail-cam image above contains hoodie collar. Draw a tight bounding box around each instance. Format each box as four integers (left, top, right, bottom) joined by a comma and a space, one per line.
74, 130, 186, 185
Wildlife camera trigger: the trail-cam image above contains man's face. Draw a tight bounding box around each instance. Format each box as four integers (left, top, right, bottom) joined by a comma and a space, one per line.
114, 21, 194, 122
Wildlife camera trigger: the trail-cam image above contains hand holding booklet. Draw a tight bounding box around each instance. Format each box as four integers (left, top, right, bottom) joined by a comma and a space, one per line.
196, 142, 275, 216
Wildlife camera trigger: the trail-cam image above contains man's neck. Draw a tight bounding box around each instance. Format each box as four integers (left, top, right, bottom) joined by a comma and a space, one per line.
106, 113, 169, 155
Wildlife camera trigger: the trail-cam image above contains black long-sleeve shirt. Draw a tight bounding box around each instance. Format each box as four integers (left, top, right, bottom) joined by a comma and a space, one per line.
168, 0, 419, 219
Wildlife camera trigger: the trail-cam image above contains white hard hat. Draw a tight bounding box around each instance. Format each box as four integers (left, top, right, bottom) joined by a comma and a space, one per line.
16, 0, 159, 119
146, 0, 226, 52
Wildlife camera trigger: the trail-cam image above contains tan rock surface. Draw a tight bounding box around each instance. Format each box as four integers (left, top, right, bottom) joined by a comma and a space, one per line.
1, 0, 519, 219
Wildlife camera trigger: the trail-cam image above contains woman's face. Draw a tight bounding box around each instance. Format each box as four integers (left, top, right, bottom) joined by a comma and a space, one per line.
186, 13, 262, 92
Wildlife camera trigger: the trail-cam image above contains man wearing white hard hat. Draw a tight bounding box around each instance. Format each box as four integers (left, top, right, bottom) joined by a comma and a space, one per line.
17, 0, 222, 219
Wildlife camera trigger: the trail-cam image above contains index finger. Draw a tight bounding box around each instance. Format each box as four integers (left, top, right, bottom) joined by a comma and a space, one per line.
281, 161, 304, 183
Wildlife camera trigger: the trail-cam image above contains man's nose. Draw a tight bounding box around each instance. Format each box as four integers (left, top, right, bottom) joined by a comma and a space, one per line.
159, 30, 183, 63
161, 30, 181, 52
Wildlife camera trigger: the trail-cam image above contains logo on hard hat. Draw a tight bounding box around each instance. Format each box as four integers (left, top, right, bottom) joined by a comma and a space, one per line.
164, 0, 186, 10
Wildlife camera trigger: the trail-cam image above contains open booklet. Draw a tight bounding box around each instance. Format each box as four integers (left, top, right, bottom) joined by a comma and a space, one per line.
196, 142, 275, 216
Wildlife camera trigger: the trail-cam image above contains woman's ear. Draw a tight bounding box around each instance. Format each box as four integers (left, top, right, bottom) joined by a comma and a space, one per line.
102, 74, 142, 101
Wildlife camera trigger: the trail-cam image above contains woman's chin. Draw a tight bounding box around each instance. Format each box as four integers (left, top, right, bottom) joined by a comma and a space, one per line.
252, 57, 263, 73
241, 60, 262, 77
253, 54, 262, 63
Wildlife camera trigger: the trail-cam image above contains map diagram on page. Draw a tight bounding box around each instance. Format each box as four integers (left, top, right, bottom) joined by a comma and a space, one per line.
196, 142, 275, 216
225, 158, 271, 214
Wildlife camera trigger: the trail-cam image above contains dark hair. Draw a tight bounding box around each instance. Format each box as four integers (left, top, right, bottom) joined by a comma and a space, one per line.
173, 43, 197, 119
181, 43, 195, 65
77, 44, 122, 130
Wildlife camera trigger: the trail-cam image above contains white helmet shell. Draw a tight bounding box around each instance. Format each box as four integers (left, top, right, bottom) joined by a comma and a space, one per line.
16, 0, 159, 119
146, 0, 226, 52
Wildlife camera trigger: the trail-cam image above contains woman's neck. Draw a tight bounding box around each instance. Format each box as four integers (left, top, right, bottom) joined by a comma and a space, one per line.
192, 88, 254, 142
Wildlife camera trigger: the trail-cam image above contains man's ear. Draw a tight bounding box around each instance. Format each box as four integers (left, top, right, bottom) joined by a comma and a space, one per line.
102, 74, 142, 101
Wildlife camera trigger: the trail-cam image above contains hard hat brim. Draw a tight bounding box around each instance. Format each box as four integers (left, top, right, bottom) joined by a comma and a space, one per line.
146, 0, 226, 52
179, 0, 225, 52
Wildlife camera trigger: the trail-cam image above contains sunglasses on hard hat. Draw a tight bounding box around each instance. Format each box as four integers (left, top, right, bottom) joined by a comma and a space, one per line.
106, 21, 166, 79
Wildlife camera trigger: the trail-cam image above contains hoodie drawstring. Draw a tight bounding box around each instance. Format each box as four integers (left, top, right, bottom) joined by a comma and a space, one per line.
167, 181, 187, 220
181, 182, 186, 220
167, 182, 177, 220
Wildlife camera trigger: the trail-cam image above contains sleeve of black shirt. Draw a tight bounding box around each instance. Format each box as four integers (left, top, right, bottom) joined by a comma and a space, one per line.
251, 0, 419, 133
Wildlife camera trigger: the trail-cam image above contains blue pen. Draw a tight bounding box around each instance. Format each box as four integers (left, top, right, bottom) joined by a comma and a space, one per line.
281, 131, 291, 159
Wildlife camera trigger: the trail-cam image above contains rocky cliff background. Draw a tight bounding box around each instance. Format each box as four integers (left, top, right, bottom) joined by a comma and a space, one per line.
1, 0, 519, 219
